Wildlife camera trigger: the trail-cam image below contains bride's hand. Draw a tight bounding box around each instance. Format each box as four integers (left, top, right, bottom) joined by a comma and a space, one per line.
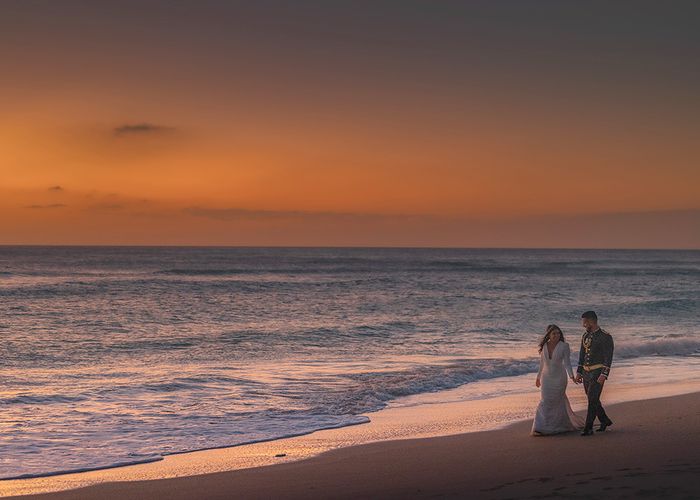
535, 377, 541, 388
570, 376, 578, 384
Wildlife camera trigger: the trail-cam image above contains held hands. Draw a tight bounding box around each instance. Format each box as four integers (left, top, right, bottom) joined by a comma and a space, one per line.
570, 376, 580, 384
575, 373, 583, 384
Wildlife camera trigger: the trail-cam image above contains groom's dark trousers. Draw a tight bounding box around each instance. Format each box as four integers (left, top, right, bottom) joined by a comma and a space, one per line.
582, 367, 610, 429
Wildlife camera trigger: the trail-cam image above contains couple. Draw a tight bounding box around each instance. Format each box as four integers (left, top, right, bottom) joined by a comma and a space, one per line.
531, 311, 614, 436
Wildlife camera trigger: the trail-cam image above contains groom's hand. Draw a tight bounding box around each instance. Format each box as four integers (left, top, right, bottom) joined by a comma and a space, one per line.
575, 374, 583, 384
597, 374, 606, 385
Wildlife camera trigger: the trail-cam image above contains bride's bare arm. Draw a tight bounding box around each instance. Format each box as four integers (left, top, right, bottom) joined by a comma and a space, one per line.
564, 343, 576, 380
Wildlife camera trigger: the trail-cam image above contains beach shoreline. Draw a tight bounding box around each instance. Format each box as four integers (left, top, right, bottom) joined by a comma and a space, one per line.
4, 389, 699, 499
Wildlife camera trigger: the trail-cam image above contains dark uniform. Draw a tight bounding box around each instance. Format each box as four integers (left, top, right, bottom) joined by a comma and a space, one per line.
577, 327, 614, 431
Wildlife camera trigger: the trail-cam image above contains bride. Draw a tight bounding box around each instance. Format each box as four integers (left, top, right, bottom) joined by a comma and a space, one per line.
531, 324, 584, 435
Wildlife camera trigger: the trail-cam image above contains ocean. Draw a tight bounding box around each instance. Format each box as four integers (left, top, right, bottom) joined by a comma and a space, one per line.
0, 246, 698, 479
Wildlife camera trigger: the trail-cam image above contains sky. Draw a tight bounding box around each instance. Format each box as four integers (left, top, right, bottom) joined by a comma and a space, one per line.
1, 1, 698, 248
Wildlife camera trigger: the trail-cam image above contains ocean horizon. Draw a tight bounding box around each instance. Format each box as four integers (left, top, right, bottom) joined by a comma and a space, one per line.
1, 246, 698, 479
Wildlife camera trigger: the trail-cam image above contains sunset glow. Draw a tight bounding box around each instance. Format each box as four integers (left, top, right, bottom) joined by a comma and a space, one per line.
1, 2, 698, 247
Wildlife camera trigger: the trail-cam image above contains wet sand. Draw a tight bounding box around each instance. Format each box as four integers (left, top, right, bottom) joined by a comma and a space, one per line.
10, 391, 700, 499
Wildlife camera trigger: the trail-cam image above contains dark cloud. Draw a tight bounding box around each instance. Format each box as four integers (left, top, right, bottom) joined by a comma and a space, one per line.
48, 185, 64, 192
113, 123, 174, 137
25, 203, 67, 209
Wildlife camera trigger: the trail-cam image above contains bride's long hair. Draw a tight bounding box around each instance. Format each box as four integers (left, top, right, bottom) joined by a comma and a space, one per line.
538, 324, 565, 353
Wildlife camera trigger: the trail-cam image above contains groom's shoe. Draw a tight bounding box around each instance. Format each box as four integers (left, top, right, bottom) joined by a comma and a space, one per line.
580, 428, 594, 436
598, 419, 613, 432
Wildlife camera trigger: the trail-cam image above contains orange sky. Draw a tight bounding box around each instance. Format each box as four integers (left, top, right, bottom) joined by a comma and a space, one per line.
1, 2, 698, 247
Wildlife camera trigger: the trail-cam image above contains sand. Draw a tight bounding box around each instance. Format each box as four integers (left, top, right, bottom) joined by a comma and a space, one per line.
8, 391, 700, 499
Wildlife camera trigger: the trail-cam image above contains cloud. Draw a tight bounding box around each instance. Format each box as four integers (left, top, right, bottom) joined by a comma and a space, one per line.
24, 203, 67, 209
179, 207, 700, 248
185, 207, 315, 220
183, 206, 416, 221
113, 123, 174, 137
48, 185, 64, 192
86, 203, 125, 211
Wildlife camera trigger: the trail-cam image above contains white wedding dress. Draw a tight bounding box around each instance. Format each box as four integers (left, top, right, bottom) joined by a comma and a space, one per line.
531, 341, 584, 435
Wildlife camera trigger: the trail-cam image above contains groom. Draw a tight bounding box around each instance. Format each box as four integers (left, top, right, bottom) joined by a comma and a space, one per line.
575, 310, 614, 436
